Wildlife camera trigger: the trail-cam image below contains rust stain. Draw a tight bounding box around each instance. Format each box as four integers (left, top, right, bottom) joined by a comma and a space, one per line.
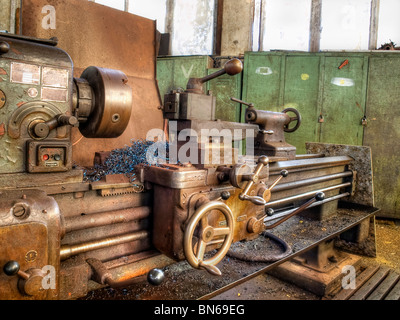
0, 123, 5, 136
17, 102, 25, 108
11, 48, 22, 55
0, 68, 7, 75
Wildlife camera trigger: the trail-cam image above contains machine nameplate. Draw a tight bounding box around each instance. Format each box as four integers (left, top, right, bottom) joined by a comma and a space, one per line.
10, 62, 40, 85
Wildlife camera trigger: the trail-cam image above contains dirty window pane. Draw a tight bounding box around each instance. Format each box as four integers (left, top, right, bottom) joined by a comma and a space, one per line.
261, 0, 312, 51
129, 0, 167, 33
320, 0, 371, 51
377, 0, 400, 48
171, 0, 215, 55
94, 0, 125, 11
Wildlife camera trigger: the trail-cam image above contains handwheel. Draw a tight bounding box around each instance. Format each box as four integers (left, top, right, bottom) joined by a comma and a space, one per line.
183, 201, 234, 276
282, 107, 301, 133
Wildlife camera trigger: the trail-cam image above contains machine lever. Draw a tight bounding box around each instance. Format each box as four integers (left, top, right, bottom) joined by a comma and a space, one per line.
86, 258, 163, 288
264, 192, 325, 230
230, 97, 254, 108
33, 114, 78, 139
186, 58, 243, 93
3, 261, 30, 280
248, 192, 325, 234
3, 260, 47, 296
238, 156, 269, 206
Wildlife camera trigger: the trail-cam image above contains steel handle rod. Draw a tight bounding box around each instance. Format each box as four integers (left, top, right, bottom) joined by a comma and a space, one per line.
264, 192, 351, 224
265, 182, 352, 208
60, 230, 149, 261
271, 171, 353, 193
62, 206, 151, 235
264, 193, 325, 230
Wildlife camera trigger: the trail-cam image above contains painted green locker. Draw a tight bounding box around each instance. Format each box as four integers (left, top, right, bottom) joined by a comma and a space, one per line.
283, 55, 320, 154
206, 69, 242, 122
364, 54, 400, 219
242, 52, 367, 154
319, 55, 367, 146
241, 53, 283, 111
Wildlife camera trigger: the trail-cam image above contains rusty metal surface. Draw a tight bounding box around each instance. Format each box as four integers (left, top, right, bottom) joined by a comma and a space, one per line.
21, 0, 163, 167
0, 189, 61, 300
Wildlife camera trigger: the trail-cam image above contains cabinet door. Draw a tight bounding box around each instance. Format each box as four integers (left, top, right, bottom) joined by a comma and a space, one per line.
242, 53, 283, 112
283, 55, 321, 154
364, 56, 400, 219
319, 56, 367, 146
207, 69, 242, 122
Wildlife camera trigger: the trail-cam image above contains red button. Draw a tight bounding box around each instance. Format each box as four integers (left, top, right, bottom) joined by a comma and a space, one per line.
43, 154, 49, 161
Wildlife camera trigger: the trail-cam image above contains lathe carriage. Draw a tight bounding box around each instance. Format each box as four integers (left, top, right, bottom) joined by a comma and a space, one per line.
0, 32, 377, 300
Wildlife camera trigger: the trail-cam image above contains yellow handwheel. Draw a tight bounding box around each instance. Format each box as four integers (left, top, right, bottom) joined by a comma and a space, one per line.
183, 201, 234, 276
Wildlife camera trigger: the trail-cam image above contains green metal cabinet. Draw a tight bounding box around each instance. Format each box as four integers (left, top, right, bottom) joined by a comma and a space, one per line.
206, 69, 242, 122
363, 54, 400, 219
242, 52, 368, 154
318, 55, 368, 146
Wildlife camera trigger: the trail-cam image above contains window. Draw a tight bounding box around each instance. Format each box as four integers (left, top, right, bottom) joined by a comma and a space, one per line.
129, 0, 167, 33
320, 0, 371, 51
261, 0, 312, 52
170, 0, 215, 55
377, 0, 400, 48
94, 0, 125, 11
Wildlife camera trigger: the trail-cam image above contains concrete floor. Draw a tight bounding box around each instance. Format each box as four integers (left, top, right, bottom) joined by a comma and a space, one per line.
212, 218, 400, 300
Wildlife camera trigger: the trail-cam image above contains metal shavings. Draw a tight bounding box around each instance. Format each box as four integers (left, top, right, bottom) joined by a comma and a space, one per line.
75, 139, 169, 184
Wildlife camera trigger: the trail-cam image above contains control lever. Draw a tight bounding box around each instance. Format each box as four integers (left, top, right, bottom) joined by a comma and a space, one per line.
247, 192, 325, 233
230, 97, 254, 108
3, 260, 46, 296
33, 114, 78, 139
238, 156, 269, 206
186, 58, 243, 94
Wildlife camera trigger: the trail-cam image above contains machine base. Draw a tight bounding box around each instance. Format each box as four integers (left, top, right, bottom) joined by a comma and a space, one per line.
268, 252, 362, 297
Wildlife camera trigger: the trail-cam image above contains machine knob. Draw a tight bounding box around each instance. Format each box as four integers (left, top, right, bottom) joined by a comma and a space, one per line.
224, 58, 243, 76
316, 192, 325, 202
0, 41, 10, 55
147, 268, 165, 286
3, 260, 20, 276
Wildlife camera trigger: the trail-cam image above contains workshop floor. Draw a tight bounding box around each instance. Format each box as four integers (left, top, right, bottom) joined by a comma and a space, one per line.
212, 218, 400, 300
